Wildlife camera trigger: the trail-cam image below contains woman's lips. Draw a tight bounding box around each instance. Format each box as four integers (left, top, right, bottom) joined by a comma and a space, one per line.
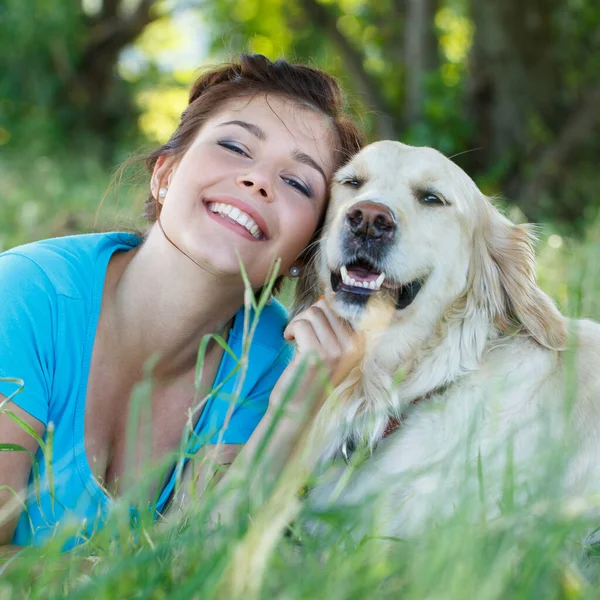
203, 195, 270, 239
204, 202, 267, 242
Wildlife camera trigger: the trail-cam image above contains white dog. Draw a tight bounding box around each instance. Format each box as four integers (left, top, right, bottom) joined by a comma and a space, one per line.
293, 141, 600, 538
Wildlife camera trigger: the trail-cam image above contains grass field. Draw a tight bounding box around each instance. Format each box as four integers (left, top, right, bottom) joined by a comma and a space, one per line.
2, 152, 600, 598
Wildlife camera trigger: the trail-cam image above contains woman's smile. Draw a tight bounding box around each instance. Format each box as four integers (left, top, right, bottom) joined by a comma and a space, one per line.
203, 195, 269, 242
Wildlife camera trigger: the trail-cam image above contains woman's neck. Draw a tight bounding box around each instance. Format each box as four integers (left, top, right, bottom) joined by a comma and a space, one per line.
104, 227, 246, 380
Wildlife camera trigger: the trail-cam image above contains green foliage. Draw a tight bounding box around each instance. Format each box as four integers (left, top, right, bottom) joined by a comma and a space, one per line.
0, 0, 159, 158
0, 0, 83, 148
0, 150, 145, 251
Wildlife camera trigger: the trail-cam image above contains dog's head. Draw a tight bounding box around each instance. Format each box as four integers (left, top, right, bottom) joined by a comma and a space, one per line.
294, 141, 565, 352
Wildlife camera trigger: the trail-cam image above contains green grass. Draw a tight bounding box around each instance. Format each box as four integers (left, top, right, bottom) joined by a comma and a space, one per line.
3, 151, 600, 598
3, 422, 600, 599
0, 151, 145, 251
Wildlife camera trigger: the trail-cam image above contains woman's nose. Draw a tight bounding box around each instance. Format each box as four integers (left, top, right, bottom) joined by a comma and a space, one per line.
237, 172, 273, 201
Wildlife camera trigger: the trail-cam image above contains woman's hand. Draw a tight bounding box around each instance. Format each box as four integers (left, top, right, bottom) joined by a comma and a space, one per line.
284, 296, 363, 389
270, 296, 364, 418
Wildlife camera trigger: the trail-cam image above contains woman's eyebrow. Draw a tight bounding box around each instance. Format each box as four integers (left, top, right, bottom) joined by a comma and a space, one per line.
218, 120, 266, 140
292, 150, 326, 184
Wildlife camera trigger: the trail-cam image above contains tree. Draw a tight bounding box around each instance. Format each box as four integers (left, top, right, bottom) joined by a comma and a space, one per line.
468, 0, 600, 224
404, 0, 439, 125
0, 0, 164, 155
69, 0, 162, 138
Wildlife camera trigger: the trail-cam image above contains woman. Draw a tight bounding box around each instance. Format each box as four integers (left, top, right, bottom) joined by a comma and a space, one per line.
0, 54, 364, 556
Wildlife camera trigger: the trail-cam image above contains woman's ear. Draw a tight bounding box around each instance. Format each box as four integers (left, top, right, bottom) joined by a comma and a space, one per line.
151, 155, 177, 204
469, 198, 566, 351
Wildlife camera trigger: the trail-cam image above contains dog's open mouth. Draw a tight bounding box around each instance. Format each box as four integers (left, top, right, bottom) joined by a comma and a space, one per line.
330, 260, 424, 310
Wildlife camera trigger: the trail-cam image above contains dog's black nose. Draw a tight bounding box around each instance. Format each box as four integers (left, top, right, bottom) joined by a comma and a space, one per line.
345, 201, 396, 240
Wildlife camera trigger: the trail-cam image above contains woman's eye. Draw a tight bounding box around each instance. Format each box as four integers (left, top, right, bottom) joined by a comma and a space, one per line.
283, 177, 312, 198
218, 140, 249, 157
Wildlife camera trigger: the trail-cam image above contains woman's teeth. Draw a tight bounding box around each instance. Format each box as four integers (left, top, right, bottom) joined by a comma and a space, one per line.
207, 202, 263, 239
340, 265, 386, 290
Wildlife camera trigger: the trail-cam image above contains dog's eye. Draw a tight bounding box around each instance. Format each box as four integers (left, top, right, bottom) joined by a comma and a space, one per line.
341, 178, 362, 189
420, 192, 445, 206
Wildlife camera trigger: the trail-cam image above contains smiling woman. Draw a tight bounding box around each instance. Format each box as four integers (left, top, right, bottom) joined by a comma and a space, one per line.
0, 54, 364, 558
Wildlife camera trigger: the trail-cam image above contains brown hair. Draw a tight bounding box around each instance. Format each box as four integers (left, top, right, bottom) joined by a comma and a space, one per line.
143, 53, 363, 223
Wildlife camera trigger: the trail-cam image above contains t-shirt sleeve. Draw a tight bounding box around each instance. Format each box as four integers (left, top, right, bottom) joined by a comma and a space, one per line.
0, 253, 56, 425
216, 341, 294, 444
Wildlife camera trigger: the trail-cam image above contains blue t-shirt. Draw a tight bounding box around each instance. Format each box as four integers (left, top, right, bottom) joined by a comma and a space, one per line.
0, 233, 292, 548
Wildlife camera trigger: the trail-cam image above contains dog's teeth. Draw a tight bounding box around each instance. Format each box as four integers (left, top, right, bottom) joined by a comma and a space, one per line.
339, 266, 386, 290
340, 265, 349, 284
341, 266, 354, 287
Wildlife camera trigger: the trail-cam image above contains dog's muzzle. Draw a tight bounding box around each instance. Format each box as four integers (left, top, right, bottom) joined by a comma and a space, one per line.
331, 201, 425, 310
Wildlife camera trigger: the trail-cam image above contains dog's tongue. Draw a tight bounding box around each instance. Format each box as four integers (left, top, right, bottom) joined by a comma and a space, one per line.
347, 265, 380, 283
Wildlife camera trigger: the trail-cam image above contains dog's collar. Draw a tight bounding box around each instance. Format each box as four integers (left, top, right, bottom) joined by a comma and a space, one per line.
383, 415, 403, 438
340, 415, 404, 465
340, 385, 447, 465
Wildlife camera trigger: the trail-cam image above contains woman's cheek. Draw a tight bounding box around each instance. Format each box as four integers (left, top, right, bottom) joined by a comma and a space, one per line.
286, 211, 319, 252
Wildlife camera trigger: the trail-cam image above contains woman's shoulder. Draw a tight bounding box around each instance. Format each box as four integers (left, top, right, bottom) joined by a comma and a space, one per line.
0, 232, 139, 299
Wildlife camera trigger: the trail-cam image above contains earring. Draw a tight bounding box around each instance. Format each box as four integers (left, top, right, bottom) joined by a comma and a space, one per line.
289, 265, 300, 277
159, 187, 168, 199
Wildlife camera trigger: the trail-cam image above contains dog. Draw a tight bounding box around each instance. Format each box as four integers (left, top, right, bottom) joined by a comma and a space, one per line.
293, 141, 600, 538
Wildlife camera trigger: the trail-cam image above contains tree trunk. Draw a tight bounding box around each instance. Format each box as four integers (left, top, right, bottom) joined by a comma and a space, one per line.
298, 0, 397, 140
468, 0, 560, 165
403, 0, 439, 125
467, 0, 600, 225
509, 83, 600, 223
59, 0, 161, 147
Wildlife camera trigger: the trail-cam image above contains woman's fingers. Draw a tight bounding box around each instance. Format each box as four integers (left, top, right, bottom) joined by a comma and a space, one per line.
284, 318, 325, 355
311, 296, 355, 345
285, 307, 341, 353
272, 297, 365, 418
283, 296, 364, 387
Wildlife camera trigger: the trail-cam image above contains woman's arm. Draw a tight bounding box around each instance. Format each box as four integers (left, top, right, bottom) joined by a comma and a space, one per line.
0, 400, 45, 554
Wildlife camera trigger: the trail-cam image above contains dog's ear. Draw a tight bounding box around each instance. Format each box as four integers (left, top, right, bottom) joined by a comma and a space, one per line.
469, 199, 566, 351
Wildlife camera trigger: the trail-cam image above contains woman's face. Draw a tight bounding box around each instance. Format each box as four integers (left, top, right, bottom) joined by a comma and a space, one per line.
152, 94, 336, 288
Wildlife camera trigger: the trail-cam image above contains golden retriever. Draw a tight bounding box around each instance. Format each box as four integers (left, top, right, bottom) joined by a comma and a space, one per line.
294, 141, 600, 538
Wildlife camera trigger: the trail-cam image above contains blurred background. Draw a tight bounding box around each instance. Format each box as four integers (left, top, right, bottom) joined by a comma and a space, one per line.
1, 0, 599, 313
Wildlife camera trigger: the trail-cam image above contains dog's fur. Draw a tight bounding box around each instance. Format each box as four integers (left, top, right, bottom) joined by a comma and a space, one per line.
294, 141, 600, 537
